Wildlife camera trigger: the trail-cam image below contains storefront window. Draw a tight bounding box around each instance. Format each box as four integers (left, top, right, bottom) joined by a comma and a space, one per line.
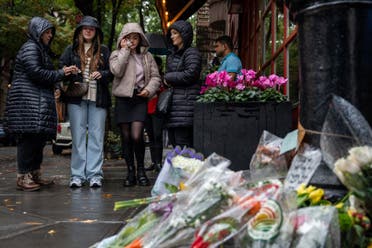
276, 12, 284, 50
264, 10, 272, 63
245, 1, 298, 101
257, 29, 263, 70
289, 37, 299, 103
275, 52, 284, 78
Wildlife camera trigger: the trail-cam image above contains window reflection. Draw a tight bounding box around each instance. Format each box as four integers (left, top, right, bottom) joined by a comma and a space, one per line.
264, 11, 272, 63
289, 38, 299, 103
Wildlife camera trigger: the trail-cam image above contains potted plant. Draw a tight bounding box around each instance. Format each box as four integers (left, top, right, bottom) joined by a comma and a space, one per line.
193, 69, 292, 171
198, 69, 288, 103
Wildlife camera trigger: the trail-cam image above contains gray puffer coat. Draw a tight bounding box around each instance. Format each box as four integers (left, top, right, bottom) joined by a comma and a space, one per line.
5, 17, 65, 137
165, 20, 202, 128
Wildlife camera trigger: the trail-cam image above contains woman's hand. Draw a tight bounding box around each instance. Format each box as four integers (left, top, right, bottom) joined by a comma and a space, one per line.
120, 38, 128, 49
90, 71, 102, 80
137, 89, 149, 98
63, 65, 80, 76
54, 89, 61, 100
120, 38, 133, 50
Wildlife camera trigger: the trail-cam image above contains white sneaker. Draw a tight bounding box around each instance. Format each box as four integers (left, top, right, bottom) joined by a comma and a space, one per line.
69, 177, 82, 188
89, 177, 102, 188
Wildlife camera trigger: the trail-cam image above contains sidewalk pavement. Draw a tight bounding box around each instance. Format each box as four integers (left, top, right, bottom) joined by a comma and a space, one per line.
0, 145, 159, 248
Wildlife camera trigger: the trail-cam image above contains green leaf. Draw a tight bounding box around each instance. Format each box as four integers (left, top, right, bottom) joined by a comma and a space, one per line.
338, 212, 353, 232
164, 183, 179, 193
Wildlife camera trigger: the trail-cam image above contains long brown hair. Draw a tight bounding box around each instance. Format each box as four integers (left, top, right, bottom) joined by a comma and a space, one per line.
77, 31, 102, 73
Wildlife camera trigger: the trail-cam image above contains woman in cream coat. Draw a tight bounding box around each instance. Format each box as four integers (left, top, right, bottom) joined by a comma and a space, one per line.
110, 23, 160, 187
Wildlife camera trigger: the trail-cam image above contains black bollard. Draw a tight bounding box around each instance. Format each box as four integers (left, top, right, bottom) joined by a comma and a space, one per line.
288, 0, 372, 145
286, 0, 372, 194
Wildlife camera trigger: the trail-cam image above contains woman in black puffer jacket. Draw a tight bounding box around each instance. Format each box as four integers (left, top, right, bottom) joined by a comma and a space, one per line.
5, 17, 71, 191
165, 20, 202, 148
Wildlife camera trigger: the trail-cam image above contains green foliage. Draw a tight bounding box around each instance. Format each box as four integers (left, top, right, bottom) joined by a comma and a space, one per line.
257, 88, 288, 102
0, 0, 162, 57
0, 13, 28, 57
104, 130, 122, 159
0, 0, 79, 58
164, 183, 180, 193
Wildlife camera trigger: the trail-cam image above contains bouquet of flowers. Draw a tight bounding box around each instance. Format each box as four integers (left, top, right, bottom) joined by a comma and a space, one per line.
191, 180, 283, 248
296, 184, 331, 207
197, 69, 288, 103
152, 147, 204, 196
126, 159, 240, 248
333, 146, 372, 214
291, 206, 341, 247
106, 207, 161, 248
249, 131, 289, 180
335, 194, 372, 247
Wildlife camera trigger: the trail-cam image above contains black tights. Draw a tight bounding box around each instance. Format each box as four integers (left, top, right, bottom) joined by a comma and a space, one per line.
120, 121, 145, 168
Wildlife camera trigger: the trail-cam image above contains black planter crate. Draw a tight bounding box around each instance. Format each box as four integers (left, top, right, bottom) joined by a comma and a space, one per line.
193, 102, 292, 171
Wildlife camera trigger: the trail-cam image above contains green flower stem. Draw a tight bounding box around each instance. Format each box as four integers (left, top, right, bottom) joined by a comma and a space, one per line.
114, 194, 176, 211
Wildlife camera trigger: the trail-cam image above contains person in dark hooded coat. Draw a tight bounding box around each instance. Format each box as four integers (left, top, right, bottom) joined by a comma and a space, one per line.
5, 17, 72, 191
164, 20, 202, 148
59, 16, 112, 188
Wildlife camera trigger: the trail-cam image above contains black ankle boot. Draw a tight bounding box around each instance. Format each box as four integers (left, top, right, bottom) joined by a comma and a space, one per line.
123, 165, 136, 187
137, 166, 150, 186
153, 147, 163, 170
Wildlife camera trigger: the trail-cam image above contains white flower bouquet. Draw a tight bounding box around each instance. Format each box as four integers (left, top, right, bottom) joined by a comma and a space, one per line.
333, 146, 372, 214
152, 146, 204, 196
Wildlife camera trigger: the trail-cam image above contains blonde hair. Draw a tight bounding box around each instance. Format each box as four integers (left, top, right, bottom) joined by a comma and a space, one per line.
77, 31, 102, 72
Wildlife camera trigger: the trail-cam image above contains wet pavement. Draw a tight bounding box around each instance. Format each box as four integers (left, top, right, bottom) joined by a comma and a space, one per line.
0, 145, 159, 247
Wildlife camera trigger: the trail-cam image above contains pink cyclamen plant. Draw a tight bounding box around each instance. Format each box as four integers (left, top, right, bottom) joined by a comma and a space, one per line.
198, 69, 288, 103
201, 69, 287, 93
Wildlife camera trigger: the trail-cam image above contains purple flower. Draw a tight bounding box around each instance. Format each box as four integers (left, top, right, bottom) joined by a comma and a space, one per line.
254, 76, 273, 89
217, 71, 232, 87
200, 68, 286, 102
205, 71, 218, 87
242, 69, 257, 82
269, 74, 279, 83
236, 74, 244, 84
236, 83, 246, 91
276, 76, 288, 87
268, 74, 288, 87
200, 86, 208, 94
251, 79, 261, 88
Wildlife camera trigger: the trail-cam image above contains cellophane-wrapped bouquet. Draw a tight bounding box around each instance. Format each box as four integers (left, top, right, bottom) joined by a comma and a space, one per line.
291, 206, 341, 247
151, 146, 204, 196
249, 131, 289, 180
191, 179, 284, 248
135, 156, 240, 248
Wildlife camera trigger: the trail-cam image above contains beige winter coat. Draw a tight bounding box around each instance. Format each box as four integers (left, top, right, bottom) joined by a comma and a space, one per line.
110, 23, 160, 97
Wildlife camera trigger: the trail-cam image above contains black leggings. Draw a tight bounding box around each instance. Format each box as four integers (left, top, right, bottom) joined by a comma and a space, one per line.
145, 114, 164, 164
120, 121, 145, 168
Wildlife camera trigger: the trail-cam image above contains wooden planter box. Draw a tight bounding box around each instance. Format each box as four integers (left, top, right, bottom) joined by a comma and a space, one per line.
193, 102, 292, 171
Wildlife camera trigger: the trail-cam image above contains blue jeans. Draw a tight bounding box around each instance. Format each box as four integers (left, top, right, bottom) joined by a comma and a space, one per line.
68, 101, 106, 182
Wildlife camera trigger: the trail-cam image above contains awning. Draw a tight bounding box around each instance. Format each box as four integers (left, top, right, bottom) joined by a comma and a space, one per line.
155, 0, 207, 33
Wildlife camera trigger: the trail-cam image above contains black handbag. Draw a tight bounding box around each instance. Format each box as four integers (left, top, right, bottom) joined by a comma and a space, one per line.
156, 52, 185, 114
64, 81, 88, 97
156, 87, 173, 114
